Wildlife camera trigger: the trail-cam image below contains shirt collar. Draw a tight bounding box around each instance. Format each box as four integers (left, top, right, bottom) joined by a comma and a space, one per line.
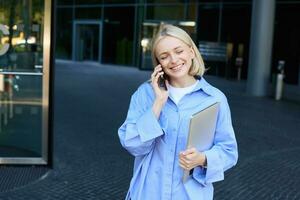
192, 76, 215, 96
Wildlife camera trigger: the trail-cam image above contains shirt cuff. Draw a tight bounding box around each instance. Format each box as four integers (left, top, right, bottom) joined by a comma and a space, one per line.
136, 108, 165, 142
192, 166, 207, 186
203, 149, 224, 183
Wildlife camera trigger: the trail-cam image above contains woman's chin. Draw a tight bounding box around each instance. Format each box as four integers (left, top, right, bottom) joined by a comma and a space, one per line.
167, 69, 189, 79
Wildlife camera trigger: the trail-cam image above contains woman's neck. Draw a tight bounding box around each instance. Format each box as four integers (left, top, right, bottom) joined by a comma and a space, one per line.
169, 76, 197, 88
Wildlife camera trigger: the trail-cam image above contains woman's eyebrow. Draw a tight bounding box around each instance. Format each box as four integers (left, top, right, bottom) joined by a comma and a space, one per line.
158, 52, 168, 57
158, 46, 183, 56
174, 46, 183, 49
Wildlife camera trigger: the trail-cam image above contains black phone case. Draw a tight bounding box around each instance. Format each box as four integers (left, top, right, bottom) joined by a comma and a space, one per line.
158, 75, 167, 90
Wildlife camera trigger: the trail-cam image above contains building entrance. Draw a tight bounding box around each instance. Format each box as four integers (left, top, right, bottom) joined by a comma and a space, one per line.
0, 0, 52, 164
72, 21, 102, 62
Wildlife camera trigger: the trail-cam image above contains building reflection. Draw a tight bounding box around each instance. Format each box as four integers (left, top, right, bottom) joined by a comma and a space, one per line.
0, 0, 51, 164
55, 0, 300, 86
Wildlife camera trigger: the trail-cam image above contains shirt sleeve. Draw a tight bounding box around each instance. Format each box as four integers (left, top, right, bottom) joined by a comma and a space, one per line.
192, 94, 238, 186
118, 84, 168, 157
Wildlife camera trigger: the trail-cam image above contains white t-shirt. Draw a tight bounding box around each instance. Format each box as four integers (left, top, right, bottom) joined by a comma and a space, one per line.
167, 80, 199, 105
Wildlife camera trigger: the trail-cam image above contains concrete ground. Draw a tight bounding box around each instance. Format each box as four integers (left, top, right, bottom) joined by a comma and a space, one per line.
0, 60, 299, 200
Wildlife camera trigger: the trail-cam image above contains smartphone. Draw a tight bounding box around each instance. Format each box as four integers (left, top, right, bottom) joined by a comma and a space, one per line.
158, 73, 167, 90
156, 60, 168, 90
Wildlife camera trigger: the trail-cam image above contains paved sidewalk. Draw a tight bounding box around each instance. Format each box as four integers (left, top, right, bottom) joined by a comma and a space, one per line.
0, 60, 299, 199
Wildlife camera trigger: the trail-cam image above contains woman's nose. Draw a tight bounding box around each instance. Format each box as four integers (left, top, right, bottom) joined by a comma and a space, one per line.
170, 53, 178, 63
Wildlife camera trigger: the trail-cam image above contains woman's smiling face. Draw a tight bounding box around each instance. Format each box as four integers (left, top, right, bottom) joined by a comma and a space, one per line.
155, 36, 195, 81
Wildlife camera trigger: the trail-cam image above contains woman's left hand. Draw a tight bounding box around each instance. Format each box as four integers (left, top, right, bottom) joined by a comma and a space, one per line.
179, 147, 207, 171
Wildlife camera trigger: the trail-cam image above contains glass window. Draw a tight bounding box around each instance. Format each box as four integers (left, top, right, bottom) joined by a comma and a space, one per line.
102, 6, 135, 65
57, 0, 75, 6
146, 5, 184, 20
220, 4, 251, 79
186, 3, 197, 21
223, 0, 251, 2
197, 4, 222, 76
0, 0, 50, 162
102, 0, 136, 3
0, 74, 43, 157
75, 0, 136, 4
145, 3, 197, 22
75, 7, 101, 20
75, 0, 102, 5
0, 0, 44, 71
273, 4, 300, 84
147, 0, 185, 3
56, 8, 73, 59
221, 4, 251, 43
197, 4, 219, 42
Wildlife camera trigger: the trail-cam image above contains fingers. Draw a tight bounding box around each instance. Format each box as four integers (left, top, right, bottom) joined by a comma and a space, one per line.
151, 73, 164, 90
151, 64, 163, 79
179, 157, 193, 170
180, 147, 197, 156
179, 161, 188, 170
179, 147, 200, 170
179, 153, 193, 164
165, 79, 169, 87
179, 158, 188, 170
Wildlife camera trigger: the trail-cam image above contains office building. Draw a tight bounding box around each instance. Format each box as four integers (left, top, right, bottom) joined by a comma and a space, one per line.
0, 0, 299, 165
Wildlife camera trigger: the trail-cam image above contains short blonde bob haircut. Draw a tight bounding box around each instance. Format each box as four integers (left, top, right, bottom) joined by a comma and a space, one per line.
151, 24, 206, 77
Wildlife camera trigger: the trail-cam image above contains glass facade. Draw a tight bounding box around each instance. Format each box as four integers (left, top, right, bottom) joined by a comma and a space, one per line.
102, 6, 134, 65
56, 7, 72, 59
55, 0, 300, 85
73, 22, 101, 61
0, 0, 52, 164
273, 3, 300, 84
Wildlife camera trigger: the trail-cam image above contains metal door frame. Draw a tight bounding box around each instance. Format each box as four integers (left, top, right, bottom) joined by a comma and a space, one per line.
72, 20, 103, 63
0, 0, 52, 165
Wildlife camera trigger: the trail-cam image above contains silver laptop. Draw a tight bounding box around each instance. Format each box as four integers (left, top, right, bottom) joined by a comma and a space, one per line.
187, 102, 220, 151
182, 102, 220, 182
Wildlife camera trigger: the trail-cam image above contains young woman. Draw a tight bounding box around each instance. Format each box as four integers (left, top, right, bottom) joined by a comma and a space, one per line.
118, 24, 238, 200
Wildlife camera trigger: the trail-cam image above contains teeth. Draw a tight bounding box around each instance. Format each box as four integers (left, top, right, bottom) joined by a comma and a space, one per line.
171, 64, 182, 71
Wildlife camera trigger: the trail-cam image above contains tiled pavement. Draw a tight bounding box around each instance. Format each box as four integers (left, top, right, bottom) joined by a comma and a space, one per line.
0, 60, 299, 200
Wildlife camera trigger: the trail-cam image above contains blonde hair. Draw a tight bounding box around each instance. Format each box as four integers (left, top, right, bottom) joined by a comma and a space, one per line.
151, 24, 206, 76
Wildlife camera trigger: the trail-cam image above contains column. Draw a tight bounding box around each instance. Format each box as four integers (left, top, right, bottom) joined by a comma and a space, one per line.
246, 0, 275, 96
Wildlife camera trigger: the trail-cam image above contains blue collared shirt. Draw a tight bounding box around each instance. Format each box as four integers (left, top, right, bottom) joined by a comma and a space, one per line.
118, 77, 238, 200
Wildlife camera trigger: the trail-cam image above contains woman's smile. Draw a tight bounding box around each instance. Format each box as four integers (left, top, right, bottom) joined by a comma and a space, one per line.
169, 63, 184, 72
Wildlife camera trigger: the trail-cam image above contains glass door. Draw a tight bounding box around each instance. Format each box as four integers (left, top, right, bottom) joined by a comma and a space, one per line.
0, 0, 51, 164
72, 21, 102, 62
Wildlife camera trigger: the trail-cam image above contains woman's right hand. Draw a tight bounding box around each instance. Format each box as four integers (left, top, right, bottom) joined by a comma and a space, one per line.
151, 65, 169, 118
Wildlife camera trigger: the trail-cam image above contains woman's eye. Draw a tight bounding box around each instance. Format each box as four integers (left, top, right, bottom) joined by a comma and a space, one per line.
176, 50, 183, 54
160, 56, 167, 60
